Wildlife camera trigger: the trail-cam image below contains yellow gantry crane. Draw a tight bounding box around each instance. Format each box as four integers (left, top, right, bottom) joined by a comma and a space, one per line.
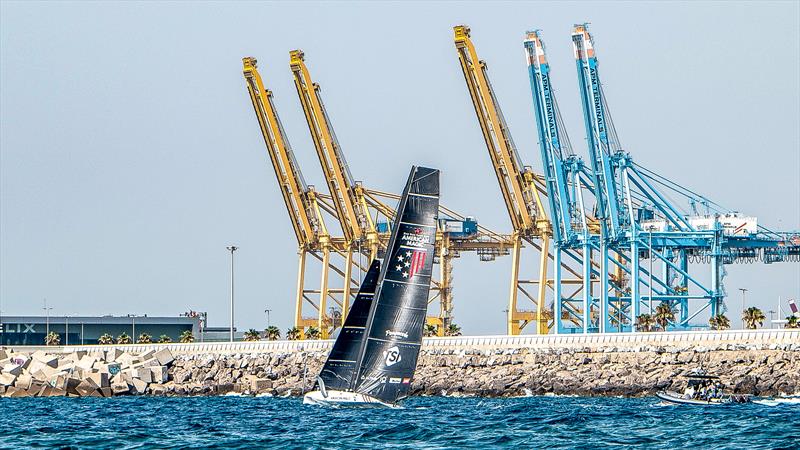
454, 25, 555, 335
243, 57, 360, 338
289, 49, 469, 336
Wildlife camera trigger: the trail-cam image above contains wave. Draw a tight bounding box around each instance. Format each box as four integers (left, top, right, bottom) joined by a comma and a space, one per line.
754, 397, 800, 407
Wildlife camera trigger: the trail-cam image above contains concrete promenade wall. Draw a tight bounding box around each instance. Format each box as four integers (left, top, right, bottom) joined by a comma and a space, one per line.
9, 329, 800, 355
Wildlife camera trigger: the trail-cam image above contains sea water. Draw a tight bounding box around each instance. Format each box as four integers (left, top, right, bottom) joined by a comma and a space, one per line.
1, 396, 798, 449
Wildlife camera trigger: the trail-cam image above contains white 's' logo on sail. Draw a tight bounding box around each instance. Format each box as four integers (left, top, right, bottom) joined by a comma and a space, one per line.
384, 346, 401, 367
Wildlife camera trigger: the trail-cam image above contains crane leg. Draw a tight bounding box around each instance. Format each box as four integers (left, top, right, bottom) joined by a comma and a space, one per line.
507, 237, 522, 335
294, 250, 307, 332
317, 248, 330, 339
536, 236, 550, 335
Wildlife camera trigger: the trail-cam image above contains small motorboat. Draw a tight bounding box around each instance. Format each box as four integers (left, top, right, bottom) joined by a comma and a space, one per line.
657, 370, 751, 406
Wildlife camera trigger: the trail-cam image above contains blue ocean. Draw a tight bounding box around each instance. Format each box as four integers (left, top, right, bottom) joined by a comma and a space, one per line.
1, 395, 798, 449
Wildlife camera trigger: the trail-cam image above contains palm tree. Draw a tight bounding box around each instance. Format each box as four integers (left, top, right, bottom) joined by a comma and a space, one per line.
98, 333, 115, 345
785, 316, 799, 329
444, 323, 462, 337
117, 332, 133, 345
158, 334, 172, 344
137, 333, 153, 344
654, 302, 676, 331
45, 331, 61, 346
286, 327, 301, 340
264, 326, 281, 341
423, 324, 438, 337
709, 314, 731, 330
179, 330, 195, 343
243, 329, 261, 341
742, 307, 766, 329
304, 327, 321, 340
635, 314, 655, 332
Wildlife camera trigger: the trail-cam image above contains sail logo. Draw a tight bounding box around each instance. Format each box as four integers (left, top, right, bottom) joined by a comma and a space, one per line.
394, 249, 426, 279
385, 330, 408, 339
383, 346, 401, 367
400, 228, 432, 247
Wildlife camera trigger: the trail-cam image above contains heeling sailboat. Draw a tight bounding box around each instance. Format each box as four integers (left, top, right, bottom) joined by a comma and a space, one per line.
304, 166, 440, 407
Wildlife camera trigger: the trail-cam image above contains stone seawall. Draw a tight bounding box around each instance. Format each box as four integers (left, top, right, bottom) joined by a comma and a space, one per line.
3, 330, 799, 398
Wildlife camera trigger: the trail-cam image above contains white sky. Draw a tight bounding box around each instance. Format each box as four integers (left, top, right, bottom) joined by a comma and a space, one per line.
1, 1, 798, 333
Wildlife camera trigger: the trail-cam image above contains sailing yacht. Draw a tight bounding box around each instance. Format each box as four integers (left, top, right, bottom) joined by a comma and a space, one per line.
303, 166, 439, 407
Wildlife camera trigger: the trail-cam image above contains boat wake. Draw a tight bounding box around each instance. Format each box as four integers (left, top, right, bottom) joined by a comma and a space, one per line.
754, 397, 800, 407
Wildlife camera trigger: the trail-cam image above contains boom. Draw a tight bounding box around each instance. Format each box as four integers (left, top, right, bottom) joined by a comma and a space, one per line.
242, 57, 329, 247
290, 50, 378, 255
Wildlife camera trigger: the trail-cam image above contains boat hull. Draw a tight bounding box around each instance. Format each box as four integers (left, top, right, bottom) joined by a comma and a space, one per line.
656, 390, 750, 405
303, 390, 396, 408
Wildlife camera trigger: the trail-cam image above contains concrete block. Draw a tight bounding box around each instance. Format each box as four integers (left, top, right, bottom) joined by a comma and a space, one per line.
130, 378, 148, 395
134, 368, 153, 383
100, 387, 113, 397
46, 387, 67, 397
26, 360, 46, 375
106, 348, 122, 362
65, 377, 82, 395
33, 352, 58, 368
106, 363, 122, 376
6, 386, 31, 398
116, 353, 135, 366
73, 350, 88, 360
58, 359, 75, 371
149, 383, 166, 395
250, 378, 273, 392
2, 363, 23, 376
111, 381, 130, 395
76, 356, 97, 371
88, 372, 109, 388
0, 373, 17, 387
10, 355, 30, 369
150, 366, 168, 384
14, 373, 32, 390
75, 380, 99, 397
154, 348, 174, 366
140, 357, 160, 368
0, 350, 7, 360
139, 350, 155, 361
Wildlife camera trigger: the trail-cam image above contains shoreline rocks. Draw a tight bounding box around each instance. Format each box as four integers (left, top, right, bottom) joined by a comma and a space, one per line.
1, 342, 798, 398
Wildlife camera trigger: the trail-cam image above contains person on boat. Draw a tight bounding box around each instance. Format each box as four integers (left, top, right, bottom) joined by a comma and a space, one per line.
684, 385, 696, 399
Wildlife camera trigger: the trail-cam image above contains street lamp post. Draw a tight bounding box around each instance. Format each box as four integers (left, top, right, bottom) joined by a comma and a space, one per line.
227, 245, 239, 343
43, 299, 53, 338
739, 288, 748, 329
265, 309, 272, 328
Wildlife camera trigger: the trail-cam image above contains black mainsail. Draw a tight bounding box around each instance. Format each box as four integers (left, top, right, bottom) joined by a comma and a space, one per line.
352, 166, 439, 403
315, 260, 381, 392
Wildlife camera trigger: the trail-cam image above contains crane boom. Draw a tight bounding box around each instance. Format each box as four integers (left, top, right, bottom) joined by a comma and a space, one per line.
524, 30, 577, 244
242, 57, 327, 247
454, 25, 544, 233
290, 50, 373, 247
572, 24, 623, 239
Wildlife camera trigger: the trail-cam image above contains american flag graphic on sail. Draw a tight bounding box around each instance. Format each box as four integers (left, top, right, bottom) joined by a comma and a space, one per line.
394, 248, 427, 279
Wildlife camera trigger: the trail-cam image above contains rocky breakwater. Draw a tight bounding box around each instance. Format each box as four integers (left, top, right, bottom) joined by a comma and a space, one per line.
0, 347, 175, 398
413, 342, 800, 397
2, 341, 799, 398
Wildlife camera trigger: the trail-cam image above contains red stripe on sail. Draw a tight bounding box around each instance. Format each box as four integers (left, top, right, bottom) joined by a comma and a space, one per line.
410, 251, 426, 278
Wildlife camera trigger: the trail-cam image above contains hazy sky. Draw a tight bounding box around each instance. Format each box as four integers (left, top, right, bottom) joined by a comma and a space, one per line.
1, 1, 798, 334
